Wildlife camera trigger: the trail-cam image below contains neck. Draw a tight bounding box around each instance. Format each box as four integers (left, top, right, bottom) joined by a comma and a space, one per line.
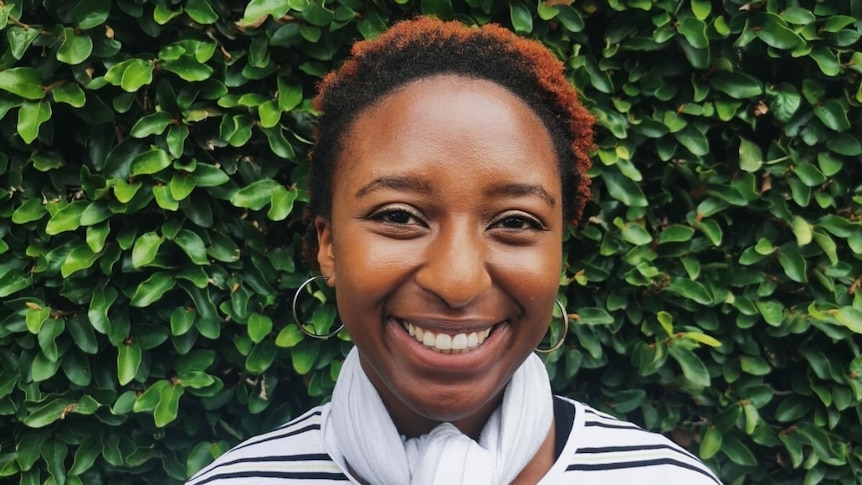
359, 357, 505, 440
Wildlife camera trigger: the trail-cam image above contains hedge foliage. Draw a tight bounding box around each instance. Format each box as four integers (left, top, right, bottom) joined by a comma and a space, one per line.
0, 0, 860, 483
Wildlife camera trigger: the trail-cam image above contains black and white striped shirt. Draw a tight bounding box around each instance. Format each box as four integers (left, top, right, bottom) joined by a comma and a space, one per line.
187, 396, 721, 484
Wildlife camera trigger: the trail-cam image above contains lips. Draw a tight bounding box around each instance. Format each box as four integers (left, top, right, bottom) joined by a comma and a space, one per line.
401, 320, 494, 354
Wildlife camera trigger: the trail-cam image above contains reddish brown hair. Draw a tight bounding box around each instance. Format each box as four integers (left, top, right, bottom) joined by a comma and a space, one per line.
303, 17, 595, 267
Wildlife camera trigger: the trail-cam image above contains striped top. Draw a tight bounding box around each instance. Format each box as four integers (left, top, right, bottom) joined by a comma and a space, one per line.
187, 396, 721, 484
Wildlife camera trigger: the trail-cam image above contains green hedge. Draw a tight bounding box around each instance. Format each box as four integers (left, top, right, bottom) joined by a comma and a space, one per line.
1, 0, 860, 483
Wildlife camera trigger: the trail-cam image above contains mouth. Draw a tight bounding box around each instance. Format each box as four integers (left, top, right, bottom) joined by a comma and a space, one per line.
401, 320, 495, 354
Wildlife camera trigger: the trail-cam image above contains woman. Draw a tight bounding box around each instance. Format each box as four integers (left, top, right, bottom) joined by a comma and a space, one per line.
187, 17, 721, 485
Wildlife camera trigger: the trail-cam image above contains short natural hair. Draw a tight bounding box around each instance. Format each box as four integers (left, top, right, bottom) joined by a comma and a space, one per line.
303, 17, 595, 267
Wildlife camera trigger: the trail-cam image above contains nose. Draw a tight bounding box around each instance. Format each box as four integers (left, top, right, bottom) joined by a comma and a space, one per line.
414, 224, 492, 308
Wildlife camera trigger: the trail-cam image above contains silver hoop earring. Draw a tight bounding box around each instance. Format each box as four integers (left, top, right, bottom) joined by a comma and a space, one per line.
292, 275, 344, 339
535, 299, 569, 353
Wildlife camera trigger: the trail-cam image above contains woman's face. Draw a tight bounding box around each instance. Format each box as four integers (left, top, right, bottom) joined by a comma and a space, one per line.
316, 75, 563, 437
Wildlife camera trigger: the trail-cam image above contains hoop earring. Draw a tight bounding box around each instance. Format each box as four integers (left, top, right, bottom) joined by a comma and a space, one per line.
292, 275, 344, 339
535, 299, 569, 353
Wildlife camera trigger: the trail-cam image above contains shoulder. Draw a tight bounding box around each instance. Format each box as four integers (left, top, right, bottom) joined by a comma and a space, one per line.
555, 397, 722, 485
185, 404, 350, 484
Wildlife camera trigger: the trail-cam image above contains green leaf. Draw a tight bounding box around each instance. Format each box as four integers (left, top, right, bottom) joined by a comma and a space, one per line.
277, 78, 303, 111
678, 16, 708, 49
509, 2, 533, 33
683, 332, 722, 348
154, 383, 185, 427
167, 125, 189, 158
130, 112, 173, 138
775, 396, 812, 422
674, 125, 709, 156
17, 100, 52, 144
46, 201, 87, 235
61, 243, 100, 277
192, 164, 229, 187
117, 341, 142, 385
243, 0, 290, 24
169, 173, 196, 201
247, 313, 273, 343
130, 148, 172, 176
174, 229, 208, 265
185, 0, 219, 23
826, 133, 862, 156
261, 126, 296, 159
0, 67, 45, 99
230, 179, 282, 210
740, 355, 771, 376
258, 100, 281, 128
291, 343, 318, 375
105, 58, 154, 92
790, 215, 812, 246
657, 311, 674, 337
813, 99, 851, 131
809, 45, 840, 76
153, 184, 179, 210
668, 344, 710, 387
88, 286, 117, 335
620, 222, 652, 245
73, 0, 111, 29
777, 244, 807, 283
56, 28, 93, 65
160, 58, 214, 81
658, 225, 694, 243
834, 306, 862, 333
755, 16, 804, 49
26, 306, 51, 334
721, 433, 758, 466
170, 307, 196, 336
601, 169, 648, 207
51, 83, 86, 107
23, 397, 73, 428
709, 71, 763, 99
132, 232, 164, 268
6, 26, 41, 60
130, 272, 175, 307
766, 83, 801, 124
738, 137, 763, 172
700, 427, 722, 460
69, 437, 101, 476
275, 325, 304, 348
12, 199, 47, 224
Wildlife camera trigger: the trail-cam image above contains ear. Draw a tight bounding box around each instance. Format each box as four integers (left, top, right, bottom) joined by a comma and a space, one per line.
315, 216, 336, 287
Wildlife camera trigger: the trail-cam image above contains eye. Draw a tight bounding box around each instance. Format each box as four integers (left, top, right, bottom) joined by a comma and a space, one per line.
491, 213, 545, 231
369, 207, 425, 226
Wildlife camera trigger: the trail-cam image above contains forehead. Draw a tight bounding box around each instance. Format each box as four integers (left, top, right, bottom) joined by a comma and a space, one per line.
335, 74, 560, 190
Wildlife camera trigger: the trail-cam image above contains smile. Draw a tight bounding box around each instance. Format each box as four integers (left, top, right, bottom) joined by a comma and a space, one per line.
402, 321, 493, 354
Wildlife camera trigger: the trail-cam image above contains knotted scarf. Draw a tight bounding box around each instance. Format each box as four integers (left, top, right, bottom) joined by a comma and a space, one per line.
322, 347, 553, 484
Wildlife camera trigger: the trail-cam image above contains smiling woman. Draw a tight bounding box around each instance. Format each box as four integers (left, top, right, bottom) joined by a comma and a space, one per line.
186, 17, 721, 485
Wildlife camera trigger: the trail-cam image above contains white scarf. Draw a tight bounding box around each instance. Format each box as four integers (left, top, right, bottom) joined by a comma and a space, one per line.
322, 347, 553, 485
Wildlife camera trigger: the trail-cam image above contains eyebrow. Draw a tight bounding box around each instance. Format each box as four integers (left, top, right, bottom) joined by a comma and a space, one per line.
354, 176, 433, 198
354, 177, 556, 208
485, 182, 557, 207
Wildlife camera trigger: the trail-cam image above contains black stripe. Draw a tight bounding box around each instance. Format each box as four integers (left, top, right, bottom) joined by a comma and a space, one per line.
231, 423, 321, 453
193, 470, 350, 484
577, 443, 683, 454
583, 419, 641, 430
193, 453, 339, 481
566, 457, 721, 485
275, 410, 323, 430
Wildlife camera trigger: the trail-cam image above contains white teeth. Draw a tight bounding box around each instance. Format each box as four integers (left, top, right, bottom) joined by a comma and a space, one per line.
402, 321, 494, 354
436, 333, 452, 350
452, 333, 467, 350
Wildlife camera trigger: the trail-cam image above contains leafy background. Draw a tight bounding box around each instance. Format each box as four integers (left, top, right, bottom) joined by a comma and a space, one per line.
0, 0, 860, 484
